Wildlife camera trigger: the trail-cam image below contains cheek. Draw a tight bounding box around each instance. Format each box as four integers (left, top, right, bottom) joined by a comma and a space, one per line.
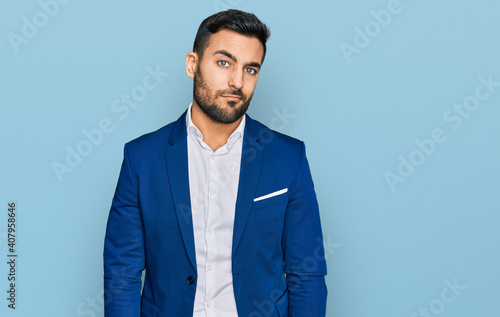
243, 80, 258, 96
211, 73, 230, 90
203, 65, 226, 86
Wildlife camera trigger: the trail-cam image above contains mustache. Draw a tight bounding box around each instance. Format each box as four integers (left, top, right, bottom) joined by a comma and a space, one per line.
217, 89, 244, 98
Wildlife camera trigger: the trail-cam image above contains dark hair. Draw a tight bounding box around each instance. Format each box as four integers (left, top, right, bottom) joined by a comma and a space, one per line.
193, 9, 271, 63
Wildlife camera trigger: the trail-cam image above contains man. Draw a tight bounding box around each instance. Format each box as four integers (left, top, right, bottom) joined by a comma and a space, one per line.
104, 9, 327, 317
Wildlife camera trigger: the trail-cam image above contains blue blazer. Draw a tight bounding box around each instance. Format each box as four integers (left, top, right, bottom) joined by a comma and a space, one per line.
104, 111, 327, 317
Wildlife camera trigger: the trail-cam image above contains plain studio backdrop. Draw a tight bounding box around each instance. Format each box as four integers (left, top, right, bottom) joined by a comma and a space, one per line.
1, 0, 499, 316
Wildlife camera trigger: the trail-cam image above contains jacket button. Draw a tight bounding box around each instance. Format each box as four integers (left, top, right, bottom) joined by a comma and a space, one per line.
187, 276, 195, 285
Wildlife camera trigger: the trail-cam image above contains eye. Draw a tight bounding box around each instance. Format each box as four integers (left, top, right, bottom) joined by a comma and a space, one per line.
245, 68, 257, 75
218, 60, 229, 67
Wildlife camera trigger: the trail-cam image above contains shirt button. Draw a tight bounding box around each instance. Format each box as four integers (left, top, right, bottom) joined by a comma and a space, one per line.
207, 230, 213, 236
210, 155, 215, 160
206, 302, 211, 308
207, 264, 212, 271
187, 276, 195, 285
209, 191, 215, 198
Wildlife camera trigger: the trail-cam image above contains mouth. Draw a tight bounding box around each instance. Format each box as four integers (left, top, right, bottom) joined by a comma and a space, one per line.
221, 95, 242, 101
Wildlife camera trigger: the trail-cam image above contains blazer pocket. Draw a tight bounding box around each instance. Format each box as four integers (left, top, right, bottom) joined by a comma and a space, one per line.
141, 295, 158, 317
252, 188, 289, 210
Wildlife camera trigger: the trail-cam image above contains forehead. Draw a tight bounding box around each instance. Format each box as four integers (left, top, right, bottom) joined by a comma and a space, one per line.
204, 29, 264, 63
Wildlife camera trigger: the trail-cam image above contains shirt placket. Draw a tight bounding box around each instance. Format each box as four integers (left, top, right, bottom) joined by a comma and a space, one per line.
204, 152, 217, 315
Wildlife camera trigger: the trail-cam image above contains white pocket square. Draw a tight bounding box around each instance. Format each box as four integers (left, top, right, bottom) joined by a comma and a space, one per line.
253, 188, 288, 202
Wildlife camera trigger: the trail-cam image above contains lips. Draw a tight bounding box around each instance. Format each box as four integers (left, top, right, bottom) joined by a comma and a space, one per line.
221, 95, 241, 101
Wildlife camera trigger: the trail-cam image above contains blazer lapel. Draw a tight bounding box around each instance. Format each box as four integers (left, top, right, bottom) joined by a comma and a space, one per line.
164, 111, 197, 270
232, 115, 265, 257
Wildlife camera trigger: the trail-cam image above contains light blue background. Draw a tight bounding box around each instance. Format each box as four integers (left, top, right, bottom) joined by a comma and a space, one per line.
1, 0, 499, 316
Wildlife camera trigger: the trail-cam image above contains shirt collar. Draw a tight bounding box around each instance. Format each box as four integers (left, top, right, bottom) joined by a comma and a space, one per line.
186, 102, 246, 150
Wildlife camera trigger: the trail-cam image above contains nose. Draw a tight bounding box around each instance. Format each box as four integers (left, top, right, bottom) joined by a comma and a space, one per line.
228, 68, 243, 90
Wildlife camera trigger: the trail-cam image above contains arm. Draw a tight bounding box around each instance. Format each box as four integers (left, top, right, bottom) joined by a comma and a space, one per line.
103, 144, 145, 317
282, 142, 327, 316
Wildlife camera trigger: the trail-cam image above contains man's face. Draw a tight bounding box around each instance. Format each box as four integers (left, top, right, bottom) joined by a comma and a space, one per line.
192, 29, 264, 124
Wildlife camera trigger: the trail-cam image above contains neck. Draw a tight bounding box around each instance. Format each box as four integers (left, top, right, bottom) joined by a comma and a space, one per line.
191, 102, 243, 151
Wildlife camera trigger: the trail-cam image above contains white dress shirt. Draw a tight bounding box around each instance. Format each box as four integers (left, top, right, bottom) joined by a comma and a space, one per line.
186, 103, 245, 317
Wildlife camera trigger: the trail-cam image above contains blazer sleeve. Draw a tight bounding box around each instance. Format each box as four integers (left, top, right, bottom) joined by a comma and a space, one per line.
282, 142, 328, 316
103, 144, 145, 317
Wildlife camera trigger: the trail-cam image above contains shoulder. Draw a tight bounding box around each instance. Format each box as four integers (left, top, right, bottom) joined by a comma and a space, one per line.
124, 123, 173, 154
245, 115, 305, 155
124, 112, 185, 155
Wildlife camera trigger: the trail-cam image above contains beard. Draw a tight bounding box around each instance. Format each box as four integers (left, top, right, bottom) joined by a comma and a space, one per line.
193, 67, 252, 124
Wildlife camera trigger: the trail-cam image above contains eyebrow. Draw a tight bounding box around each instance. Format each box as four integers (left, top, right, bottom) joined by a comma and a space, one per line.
214, 50, 261, 69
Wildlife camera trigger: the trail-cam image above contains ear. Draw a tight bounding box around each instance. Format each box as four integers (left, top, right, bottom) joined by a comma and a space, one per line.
185, 52, 198, 79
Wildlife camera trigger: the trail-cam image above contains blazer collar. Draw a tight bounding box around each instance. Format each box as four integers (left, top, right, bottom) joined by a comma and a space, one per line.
168, 110, 188, 145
